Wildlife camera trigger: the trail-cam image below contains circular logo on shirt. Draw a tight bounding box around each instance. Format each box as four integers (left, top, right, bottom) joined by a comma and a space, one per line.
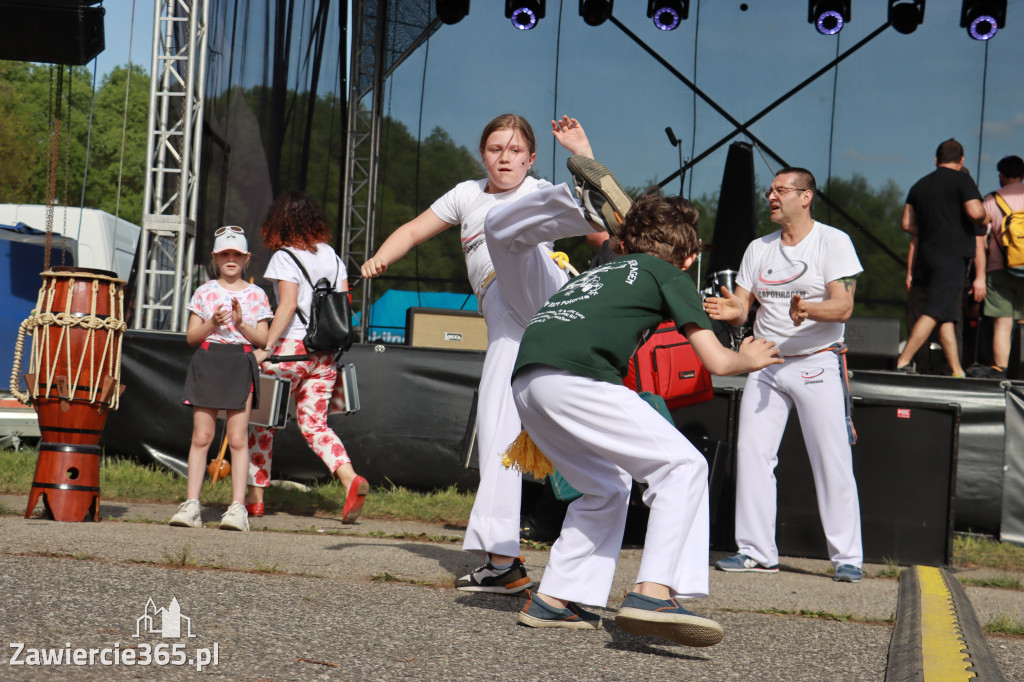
800, 368, 825, 379
758, 261, 808, 285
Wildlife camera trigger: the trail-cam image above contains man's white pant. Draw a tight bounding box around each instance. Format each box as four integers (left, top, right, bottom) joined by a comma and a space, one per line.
462, 184, 592, 559
513, 366, 711, 607
734, 353, 863, 568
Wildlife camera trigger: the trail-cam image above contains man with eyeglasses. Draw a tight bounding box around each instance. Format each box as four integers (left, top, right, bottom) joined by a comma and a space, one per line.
703, 167, 864, 583
894, 139, 987, 376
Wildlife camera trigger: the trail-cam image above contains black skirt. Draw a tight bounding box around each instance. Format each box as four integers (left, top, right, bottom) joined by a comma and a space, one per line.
181, 343, 261, 410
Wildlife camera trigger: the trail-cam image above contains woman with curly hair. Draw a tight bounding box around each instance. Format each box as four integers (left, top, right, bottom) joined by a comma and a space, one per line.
245, 190, 368, 523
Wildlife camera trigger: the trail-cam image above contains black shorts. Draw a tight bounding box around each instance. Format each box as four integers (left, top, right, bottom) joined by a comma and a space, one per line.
913, 254, 969, 323
181, 343, 260, 410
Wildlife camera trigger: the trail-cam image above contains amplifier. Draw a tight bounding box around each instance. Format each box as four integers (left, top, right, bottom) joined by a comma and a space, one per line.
406, 307, 487, 351
844, 316, 900, 370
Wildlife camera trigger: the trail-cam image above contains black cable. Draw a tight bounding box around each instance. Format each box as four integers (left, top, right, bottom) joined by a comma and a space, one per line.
976, 40, 990, 177
551, 0, 565, 183
688, 0, 700, 199
412, 34, 431, 309
826, 32, 840, 224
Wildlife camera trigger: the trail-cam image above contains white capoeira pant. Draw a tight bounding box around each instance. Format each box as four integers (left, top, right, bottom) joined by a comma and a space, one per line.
734, 351, 862, 568
462, 184, 592, 559
512, 365, 711, 607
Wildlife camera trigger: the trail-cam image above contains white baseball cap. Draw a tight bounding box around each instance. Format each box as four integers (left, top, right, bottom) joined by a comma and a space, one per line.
212, 225, 248, 253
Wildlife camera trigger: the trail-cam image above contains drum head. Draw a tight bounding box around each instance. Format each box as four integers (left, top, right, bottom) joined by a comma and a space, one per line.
49, 265, 120, 280
706, 270, 738, 293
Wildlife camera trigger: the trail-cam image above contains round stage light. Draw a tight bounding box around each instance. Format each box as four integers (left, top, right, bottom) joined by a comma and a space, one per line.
816, 9, 844, 34
436, 0, 470, 25
968, 14, 999, 40
889, 1, 924, 35
580, 0, 613, 27
510, 4, 539, 30
651, 1, 682, 31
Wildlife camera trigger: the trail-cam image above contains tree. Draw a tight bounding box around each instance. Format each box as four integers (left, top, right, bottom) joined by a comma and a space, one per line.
0, 62, 149, 226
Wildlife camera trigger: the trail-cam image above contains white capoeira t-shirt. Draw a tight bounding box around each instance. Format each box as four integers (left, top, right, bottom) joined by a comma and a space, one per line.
431, 176, 553, 296
736, 221, 862, 356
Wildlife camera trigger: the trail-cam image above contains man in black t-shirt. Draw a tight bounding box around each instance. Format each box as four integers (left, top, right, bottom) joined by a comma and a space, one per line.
895, 139, 988, 375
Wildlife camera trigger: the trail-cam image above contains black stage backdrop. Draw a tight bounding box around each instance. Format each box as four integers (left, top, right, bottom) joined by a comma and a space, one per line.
102, 331, 481, 491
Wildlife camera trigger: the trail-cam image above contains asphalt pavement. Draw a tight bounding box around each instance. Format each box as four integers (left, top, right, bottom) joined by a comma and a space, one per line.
1, 493, 1022, 680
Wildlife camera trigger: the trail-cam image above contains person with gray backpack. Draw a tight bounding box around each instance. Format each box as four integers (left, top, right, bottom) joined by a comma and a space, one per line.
245, 190, 368, 523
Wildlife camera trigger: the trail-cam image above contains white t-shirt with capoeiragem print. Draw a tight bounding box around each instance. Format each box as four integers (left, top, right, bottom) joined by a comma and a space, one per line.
736, 221, 862, 356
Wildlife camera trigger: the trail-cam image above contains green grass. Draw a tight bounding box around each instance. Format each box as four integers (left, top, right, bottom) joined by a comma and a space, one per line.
954, 533, 1024, 572
875, 557, 901, 579
371, 571, 440, 588
0, 447, 475, 526
985, 613, 1024, 636
958, 575, 1023, 590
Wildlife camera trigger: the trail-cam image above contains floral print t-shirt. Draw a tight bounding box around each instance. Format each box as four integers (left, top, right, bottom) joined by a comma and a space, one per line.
186, 280, 274, 345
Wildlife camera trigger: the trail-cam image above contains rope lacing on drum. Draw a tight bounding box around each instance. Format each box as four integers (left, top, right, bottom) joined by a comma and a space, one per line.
9, 274, 126, 409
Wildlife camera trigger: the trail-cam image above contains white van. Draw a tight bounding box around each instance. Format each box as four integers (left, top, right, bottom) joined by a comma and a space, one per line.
0, 204, 140, 280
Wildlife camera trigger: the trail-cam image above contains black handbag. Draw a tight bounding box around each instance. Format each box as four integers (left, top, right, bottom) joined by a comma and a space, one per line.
281, 248, 353, 354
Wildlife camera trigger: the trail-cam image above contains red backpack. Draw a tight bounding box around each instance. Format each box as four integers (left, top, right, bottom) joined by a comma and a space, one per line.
623, 320, 713, 409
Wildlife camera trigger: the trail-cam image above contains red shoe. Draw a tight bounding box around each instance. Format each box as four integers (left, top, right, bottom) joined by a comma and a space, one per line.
245, 502, 264, 517
342, 475, 369, 524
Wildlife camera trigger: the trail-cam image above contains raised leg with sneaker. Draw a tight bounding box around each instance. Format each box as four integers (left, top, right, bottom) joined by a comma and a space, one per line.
455, 555, 532, 594
566, 155, 632, 236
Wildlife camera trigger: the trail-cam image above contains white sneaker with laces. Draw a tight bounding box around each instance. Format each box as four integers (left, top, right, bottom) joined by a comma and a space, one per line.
219, 501, 249, 532
169, 499, 202, 528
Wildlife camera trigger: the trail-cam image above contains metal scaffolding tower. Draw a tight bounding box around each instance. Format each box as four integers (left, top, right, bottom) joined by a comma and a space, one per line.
134, 0, 210, 331
343, 0, 387, 337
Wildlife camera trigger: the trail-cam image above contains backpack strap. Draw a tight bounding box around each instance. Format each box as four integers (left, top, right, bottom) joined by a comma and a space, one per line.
280, 248, 315, 325
994, 191, 1012, 217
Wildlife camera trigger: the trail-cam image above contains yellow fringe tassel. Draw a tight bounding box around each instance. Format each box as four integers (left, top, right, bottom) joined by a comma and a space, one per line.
547, 251, 580, 277
501, 429, 554, 479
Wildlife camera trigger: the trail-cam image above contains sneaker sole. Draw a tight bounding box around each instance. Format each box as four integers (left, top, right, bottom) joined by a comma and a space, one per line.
455, 578, 533, 594
566, 156, 631, 234
219, 521, 248, 531
168, 517, 202, 528
614, 608, 724, 647
715, 564, 779, 573
518, 610, 601, 630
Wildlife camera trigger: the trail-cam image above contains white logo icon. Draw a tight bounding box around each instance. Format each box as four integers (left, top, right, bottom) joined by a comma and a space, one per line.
134, 598, 195, 639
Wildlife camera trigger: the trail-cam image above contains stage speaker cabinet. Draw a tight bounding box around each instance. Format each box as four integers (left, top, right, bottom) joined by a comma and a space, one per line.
844, 316, 900, 370
773, 396, 959, 566
406, 307, 487, 352
0, 1, 105, 65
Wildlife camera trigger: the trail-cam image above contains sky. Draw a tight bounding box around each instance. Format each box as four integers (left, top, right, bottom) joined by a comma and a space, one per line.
98, 0, 1024, 210
93, 1, 153, 79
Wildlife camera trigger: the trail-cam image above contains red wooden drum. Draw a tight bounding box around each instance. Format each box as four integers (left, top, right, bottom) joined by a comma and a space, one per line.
10, 267, 127, 522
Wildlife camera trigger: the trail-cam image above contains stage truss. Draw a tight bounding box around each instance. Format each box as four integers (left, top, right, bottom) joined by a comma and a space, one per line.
134, 0, 437, 333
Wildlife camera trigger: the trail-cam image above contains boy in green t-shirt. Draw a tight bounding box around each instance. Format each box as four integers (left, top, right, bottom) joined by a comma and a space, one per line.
510, 190, 782, 648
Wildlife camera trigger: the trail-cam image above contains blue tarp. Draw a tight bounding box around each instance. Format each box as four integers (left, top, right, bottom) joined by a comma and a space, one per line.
365, 289, 478, 344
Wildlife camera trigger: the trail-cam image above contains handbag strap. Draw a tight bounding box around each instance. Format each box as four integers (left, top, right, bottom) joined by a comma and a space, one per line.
280, 247, 343, 325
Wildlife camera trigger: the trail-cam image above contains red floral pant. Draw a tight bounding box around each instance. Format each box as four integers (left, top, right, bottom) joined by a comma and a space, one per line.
247, 338, 350, 487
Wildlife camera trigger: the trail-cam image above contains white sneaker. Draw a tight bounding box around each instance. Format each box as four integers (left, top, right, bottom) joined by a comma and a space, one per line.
219, 501, 249, 532
169, 499, 202, 528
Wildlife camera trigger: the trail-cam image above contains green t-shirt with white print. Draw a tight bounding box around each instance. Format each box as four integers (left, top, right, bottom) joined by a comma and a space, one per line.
513, 253, 710, 385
